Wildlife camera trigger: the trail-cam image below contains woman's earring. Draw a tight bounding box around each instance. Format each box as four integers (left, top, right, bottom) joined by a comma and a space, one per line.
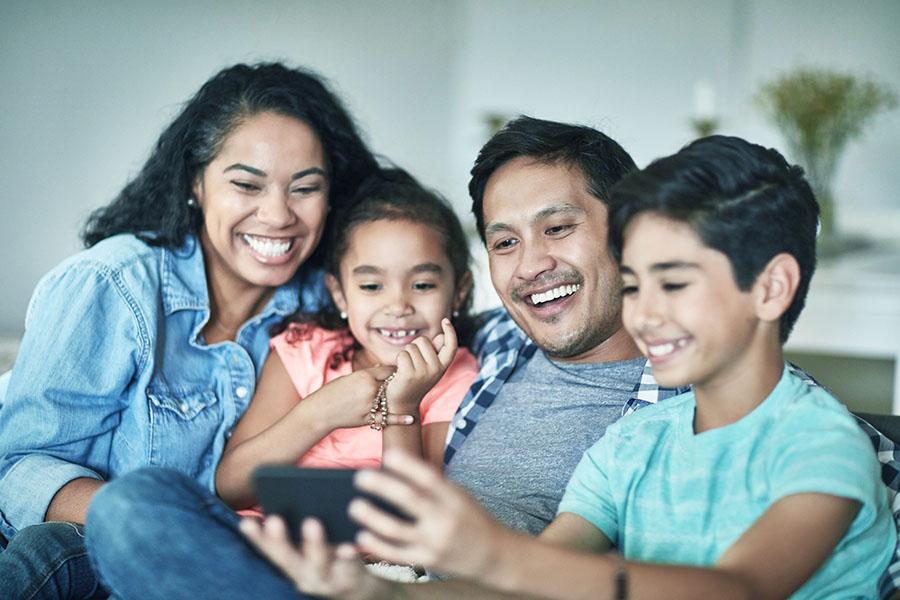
340, 311, 347, 320
187, 197, 198, 208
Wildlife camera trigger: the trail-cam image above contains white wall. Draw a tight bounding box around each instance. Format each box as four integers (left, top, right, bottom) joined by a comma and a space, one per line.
2, 0, 899, 333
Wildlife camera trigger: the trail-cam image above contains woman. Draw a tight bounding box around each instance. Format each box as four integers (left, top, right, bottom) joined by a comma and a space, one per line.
0, 61, 380, 599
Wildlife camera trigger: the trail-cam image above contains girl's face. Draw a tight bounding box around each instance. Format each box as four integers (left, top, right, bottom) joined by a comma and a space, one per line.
194, 111, 329, 298
327, 219, 471, 369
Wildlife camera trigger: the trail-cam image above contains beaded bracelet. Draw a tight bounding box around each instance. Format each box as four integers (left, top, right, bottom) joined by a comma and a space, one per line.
369, 373, 395, 431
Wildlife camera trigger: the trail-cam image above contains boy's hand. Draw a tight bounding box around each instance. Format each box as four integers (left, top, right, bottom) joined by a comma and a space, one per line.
306, 366, 413, 431
386, 319, 458, 414
240, 516, 391, 600
349, 450, 513, 580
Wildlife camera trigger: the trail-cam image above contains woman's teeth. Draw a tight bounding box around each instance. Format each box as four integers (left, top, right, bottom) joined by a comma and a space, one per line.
531, 284, 580, 306
243, 234, 292, 257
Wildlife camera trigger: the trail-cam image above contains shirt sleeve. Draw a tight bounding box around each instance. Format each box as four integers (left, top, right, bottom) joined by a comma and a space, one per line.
419, 349, 479, 426
0, 264, 144, 534
556, 428, 621, 544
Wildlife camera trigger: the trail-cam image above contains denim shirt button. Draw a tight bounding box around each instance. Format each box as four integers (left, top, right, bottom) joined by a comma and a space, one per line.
235, 386, 248, 399
179, 402, 190, 414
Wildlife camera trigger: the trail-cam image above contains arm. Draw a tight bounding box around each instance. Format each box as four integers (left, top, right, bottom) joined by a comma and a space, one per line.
0, 265, 141, 530
216, 352, 396, 508
350, 452, 861, 600
382, 319, 457, 467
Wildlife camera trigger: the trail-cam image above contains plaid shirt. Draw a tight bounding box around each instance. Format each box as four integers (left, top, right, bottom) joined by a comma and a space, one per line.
446, 308, 900, 599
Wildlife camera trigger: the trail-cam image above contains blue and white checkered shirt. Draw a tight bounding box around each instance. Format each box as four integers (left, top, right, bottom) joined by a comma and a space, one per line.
446, 308, 900, 599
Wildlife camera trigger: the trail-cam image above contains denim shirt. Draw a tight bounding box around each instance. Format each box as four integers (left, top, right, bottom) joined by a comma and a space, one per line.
0, 234, 322, 538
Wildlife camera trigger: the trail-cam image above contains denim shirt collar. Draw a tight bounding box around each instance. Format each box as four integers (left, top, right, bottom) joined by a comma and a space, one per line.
160, 234, 300, 319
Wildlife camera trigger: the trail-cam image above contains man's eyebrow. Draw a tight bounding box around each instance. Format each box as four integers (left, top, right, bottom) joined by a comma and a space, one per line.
484, 203, 586, 238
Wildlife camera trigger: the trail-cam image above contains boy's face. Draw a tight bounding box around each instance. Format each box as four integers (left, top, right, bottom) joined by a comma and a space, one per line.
619, 213, 760, 390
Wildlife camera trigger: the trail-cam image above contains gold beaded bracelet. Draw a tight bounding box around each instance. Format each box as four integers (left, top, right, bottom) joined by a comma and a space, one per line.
369, 373, 395, 431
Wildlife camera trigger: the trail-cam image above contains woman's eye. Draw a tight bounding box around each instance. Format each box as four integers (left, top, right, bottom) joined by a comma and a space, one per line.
290, 185, 322, 195
662, 282, 688, 292
232, 181, 261, 192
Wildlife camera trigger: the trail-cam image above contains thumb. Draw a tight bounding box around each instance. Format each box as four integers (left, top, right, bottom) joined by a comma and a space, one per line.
436, 318, 458, 367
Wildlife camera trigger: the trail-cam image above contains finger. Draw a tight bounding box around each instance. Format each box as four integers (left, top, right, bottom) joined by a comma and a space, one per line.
244, 516, 305, 574
349, 497, 419, 543
384, 413, 415, 426
410, 336, 441, 371
395, 348, 414, 375
354, 529, 419, 566
403, 342, 428, 372
300, 517, 332, 573
353, 467, 434, 519
436, 318, 458, 367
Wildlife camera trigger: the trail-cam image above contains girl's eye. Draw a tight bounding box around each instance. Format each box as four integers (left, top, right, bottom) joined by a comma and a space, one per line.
232, 181, 261, 192
359, 283, 381, 292
412, 282, 437, 291
662, 282, 688, 292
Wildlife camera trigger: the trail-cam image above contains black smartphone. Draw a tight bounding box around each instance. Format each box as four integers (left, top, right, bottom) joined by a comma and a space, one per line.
252, 465, 409, 544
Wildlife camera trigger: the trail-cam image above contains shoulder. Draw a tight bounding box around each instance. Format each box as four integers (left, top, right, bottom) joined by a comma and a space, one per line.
608, 391, 693, 441
471, 307, 527, 357
272, 324, 351, 362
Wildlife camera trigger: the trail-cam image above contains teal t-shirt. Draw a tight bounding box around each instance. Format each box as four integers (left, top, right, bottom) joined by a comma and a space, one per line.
558, 365, 895, 599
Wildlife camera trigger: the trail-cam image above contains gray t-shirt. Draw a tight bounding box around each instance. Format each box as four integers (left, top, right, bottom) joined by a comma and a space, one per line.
445, 350, 645, 535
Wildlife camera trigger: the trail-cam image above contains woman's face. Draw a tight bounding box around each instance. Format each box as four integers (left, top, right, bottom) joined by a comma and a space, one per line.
194, 111, 329, 296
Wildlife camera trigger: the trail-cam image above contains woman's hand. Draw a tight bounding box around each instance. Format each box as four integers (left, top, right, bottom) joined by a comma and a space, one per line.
240, 516, 392, 600
349, 450, 513, 581
386, 319, 458, 414
303, 365, 413, 432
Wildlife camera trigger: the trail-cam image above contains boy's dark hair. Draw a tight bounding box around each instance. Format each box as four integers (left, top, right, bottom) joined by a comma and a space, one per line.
283, 169, 477, 356
468, 115, 638, 242
81, 61, 379, 276
608, 135, 819, 343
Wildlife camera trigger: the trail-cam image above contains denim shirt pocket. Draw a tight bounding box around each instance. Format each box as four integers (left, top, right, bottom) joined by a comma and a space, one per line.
147, 386, 222, 478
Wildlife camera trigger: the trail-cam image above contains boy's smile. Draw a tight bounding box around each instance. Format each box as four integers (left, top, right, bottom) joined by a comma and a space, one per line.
620, 213, 763, 392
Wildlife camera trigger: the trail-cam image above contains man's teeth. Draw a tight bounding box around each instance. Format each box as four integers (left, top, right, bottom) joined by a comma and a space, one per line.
647, 338, 689, 357
243, 234, 292, 257
530, 284, 580, 306
378, 329, 419, 339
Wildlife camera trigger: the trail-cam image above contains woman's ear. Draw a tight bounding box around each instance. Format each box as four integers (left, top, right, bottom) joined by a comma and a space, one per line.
325, 273, 348, 315
753, 253, 800, 324
453, 271, 474, 315
191, 177, 204, 206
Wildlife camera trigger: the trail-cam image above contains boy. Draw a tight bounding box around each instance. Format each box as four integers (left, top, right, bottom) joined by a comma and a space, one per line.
244, 136, 895, 599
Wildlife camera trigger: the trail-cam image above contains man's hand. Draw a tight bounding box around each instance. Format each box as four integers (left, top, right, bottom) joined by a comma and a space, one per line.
349, 450, 514, 580
240, 515, 391, 600
386, 319, 458, 414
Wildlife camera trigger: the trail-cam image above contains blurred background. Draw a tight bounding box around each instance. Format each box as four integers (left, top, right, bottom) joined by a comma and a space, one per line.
1, 0, 898, 412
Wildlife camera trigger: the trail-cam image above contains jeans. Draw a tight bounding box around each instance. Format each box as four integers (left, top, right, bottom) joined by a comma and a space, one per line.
0, 521, 106, 599
85, 468, 312, 600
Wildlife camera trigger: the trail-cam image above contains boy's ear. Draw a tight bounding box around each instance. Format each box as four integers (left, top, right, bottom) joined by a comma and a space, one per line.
324, 273, 348, 315
453, 271, 474, 314
753, 253, 800, 324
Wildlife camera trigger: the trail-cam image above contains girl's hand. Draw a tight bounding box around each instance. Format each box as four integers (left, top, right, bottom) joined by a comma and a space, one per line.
387, 319, 458, 414
305, 365, 412, 431
240, 516, 391, 600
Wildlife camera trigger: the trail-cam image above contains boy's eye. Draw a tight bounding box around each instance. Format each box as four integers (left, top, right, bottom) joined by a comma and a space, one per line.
231, 180, 261, 192
412, 281, 437, 291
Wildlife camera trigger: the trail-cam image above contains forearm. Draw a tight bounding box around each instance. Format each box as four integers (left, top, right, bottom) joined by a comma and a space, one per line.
382, 420, 424, 461
216, 403, 330, 508
364, 578, 540, 600
48, 478, 105, 524
487, 536, 754, 600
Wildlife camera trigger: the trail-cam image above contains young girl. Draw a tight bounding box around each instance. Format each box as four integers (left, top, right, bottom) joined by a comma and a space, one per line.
215, 170, 479, 510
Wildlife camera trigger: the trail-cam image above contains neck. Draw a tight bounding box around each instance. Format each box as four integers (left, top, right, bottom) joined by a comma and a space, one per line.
203, 274, 275, 344
553, 326, 643, 365
692, 335, 785, 433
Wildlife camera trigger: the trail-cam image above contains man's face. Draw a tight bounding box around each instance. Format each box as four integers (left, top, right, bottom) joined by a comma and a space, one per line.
482, 157, 624, 362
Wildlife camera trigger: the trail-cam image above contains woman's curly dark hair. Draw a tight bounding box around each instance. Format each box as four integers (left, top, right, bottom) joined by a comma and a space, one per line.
281, 169, 477, 363
81, 62, 380, 275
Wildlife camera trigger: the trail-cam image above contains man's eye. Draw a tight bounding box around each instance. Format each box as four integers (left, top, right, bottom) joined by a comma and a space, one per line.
491, 238, 518, 252
620, 285, 638, 296
232, 181, 261, 192
546, 224, 574, 235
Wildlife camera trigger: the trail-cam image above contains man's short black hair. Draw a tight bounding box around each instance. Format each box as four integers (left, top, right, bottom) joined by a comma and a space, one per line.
468, 115, 637, 242
608, 135, 819, 343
